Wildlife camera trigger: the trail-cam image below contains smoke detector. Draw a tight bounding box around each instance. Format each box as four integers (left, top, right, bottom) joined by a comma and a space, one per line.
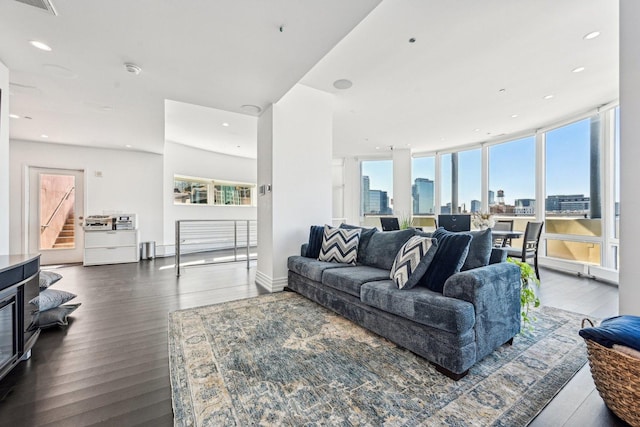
124, 63, 142, 75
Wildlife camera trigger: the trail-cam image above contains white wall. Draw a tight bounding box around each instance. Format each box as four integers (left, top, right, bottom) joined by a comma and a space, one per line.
343, 157, 361, 225
257, 84, 333, 291
9, 140, 164, 254
332, 158, 344, 221
619, 1, 640, 315
162, 141, 257, 253
257, 106, 274, 279
0, 61, 9, 255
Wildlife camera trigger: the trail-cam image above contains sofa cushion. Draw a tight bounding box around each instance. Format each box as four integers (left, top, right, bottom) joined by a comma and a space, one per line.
359, 229, 416, 270
420, 231, 472, 293
305, 225, 325, 258
318, 225, 361, 265
390, 236, 437, 289
361, 280, 475, 334
322, 266, 391, 298
288, 256, 353, 282
339, 223, 378, 263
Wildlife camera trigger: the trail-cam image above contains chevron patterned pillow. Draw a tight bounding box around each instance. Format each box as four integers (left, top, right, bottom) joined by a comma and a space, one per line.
318, 225, 361, 265
390, 236, 437, 289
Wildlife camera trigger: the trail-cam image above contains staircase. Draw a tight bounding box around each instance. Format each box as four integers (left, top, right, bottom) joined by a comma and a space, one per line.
53, 212, 75, 249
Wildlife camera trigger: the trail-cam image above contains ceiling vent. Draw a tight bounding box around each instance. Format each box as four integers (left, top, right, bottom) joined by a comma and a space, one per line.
14, 0, 57, 15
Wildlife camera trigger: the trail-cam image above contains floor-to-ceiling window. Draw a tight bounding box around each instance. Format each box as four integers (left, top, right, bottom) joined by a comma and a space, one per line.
488, 136, 536, 218
411, 156, 435, 215
545, 117, 602, 265
361, 160, 393, 216
457, 148, 481, 214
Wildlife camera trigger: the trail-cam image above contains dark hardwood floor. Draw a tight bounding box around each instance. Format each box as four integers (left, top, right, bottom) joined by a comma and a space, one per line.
0, 255, 628, 426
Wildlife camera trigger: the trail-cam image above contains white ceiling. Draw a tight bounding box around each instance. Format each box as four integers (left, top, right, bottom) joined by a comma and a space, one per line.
1, 0, 618, 158
0, 0, 380, 154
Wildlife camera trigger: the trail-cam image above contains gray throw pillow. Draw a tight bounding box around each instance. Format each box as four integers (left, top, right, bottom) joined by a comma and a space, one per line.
39, 270, 63, 290
358, 229, 416, 270
339, 223, 378, 262
32, 303, 81, 329
29, 289, 77, 311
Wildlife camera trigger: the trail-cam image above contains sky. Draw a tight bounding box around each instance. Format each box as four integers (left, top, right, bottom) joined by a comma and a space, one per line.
362, 116, 606, 209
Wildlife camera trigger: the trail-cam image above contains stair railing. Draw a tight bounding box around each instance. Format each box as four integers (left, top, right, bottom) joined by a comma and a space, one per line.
41, 186, 75, 233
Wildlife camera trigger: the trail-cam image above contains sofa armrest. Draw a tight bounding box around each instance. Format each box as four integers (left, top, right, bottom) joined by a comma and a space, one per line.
443, 263, 520, 312
489, 248, 507, 264
443, 262, 521, 360
301, 243, 309, 257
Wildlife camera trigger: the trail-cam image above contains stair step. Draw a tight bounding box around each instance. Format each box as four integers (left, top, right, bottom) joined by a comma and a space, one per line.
52, 243, 75, 249
55, 237, 75, 244
58, 231, 75, 237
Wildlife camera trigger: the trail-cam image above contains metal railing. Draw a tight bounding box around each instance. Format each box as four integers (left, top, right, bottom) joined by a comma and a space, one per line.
175, 219, 257, 276
41, 186, 75, 233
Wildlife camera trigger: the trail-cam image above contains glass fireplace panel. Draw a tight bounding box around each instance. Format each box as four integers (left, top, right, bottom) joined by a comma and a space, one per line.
0, 297, 17, 371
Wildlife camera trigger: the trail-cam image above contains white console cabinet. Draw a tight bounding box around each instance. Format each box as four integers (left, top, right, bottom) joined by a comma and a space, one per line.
84, 230, 140, 266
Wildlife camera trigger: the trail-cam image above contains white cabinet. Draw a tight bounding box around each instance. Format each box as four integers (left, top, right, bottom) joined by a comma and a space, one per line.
84, 230, 139, 266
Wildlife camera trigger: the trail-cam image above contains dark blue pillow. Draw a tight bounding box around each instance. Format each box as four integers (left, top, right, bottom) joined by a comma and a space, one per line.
431, 227, 492, 271
579, 315, 640, 352
305, 225, 324, 258
420, 229, 472, 293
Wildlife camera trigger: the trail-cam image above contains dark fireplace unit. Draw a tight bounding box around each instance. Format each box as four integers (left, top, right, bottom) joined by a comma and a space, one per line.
0, 255, 40, 381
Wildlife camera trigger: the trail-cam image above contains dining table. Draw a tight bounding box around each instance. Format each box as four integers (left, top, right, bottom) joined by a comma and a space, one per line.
491, 229, 524, 247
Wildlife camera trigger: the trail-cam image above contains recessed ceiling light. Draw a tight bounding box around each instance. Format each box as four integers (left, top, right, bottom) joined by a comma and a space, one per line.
222, 122, 230, 127
333, 79, 353, 90
125, 144, 132, 148
584, 31, 601, 40
241, 104, 262, 114
543, 94, 555, 100
375, 146, 380, 150
572, 66, 585, 73
511, 114, 519, 118
29, 40, 52, 51
9, 114, 20, 119
40, 134, 49, 138
474, 128, 481, 132
408, 38, 416, 43
236, 145, 241, 148
24, 116, 33, 120
406, 143, 411, 147
498, 88, 506, 93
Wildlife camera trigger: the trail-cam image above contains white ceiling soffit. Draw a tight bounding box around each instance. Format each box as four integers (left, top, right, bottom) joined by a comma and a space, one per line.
165, 100, 257, 159
0, 0, 381, 154
302, 0, 619, 157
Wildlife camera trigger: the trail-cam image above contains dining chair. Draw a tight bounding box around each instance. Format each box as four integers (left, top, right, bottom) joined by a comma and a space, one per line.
492, 219, 514, 247
506, 221, 544, 280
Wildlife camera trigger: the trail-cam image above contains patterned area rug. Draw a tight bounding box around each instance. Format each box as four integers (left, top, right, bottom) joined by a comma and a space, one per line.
169, 292, 588, 426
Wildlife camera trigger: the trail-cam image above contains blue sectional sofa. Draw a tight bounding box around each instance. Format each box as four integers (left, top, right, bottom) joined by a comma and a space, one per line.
287, 226, 522, 380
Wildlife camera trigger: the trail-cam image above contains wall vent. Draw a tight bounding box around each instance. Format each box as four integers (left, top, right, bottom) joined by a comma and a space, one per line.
14, 0, 57, 15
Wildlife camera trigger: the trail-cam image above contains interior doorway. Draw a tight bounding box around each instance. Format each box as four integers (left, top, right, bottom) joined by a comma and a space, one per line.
28, 167, 85, 265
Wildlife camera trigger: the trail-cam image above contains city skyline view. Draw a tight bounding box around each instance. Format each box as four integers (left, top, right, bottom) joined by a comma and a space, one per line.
360, 116, 616, 216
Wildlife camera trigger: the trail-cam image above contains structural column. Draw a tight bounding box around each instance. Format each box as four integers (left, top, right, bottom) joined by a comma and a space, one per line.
619, 0, 640, 315
392, 148, 412, 219
256, 84, 334, 292
0, 61, 9, 254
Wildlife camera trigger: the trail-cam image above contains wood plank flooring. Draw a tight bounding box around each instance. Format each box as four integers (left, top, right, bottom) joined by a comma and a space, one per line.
0, 255, 629, 426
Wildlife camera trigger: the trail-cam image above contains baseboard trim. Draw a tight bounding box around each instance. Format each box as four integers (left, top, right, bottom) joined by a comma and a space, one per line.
255, 271, 287, 293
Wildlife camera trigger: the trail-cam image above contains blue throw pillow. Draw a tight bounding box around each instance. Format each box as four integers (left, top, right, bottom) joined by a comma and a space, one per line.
420, 229, 472, 293
431, 227, 492, 271
579, 315, 640, 352
305, 225, 324, 258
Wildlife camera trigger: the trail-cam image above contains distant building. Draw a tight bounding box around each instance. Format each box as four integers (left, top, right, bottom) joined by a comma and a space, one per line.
440, 203, 452, 214
546, 194, 590, 213
515, 198, 535, 215
488, 190, 495, 205
470, 200, 481, 213
369, 190, 391, 214
412, 178, 434, 214
361, 175, 370, 214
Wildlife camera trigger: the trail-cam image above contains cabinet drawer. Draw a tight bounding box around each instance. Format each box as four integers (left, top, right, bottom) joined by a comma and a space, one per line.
84, 246, 138, 265
85, 231, 137, 248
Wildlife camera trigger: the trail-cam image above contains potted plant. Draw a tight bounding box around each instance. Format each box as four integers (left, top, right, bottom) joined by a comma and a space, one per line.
507, 257, 541, 330
397, 212, 413, 230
